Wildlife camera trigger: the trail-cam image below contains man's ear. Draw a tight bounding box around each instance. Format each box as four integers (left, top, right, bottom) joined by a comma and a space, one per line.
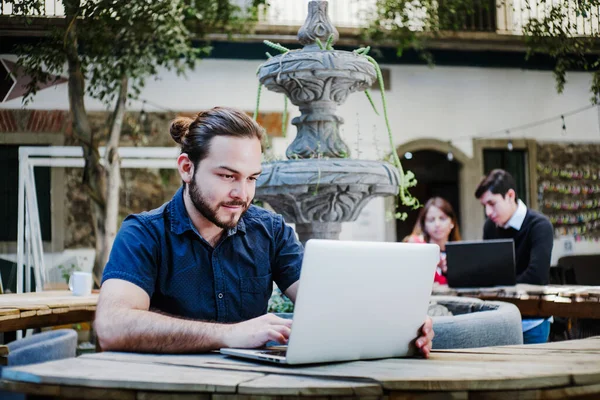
177, 154, 194, 184
505, 188, 516, 203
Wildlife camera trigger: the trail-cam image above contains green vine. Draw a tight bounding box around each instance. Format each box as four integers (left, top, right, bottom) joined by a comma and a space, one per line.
315, 38, 324, 50
353, 47, 379, 116
254, 40, 291, 136
282, 96, 288, 137
352, 45, 419, 215
364, 90, 379, 115
253, 59, 266, 121
325, 34, 335, 50
362, 53, 419, 213
253, 81, 262, 120
263, 40, 290, 54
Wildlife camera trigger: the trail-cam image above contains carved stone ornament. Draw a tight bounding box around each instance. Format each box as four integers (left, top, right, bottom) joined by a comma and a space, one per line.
256, 159, 400, 242
259, 52, 376, 106
297, 1, 339, 47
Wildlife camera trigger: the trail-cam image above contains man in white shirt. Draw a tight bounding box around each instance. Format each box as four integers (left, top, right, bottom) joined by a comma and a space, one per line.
475, 169, 554, 343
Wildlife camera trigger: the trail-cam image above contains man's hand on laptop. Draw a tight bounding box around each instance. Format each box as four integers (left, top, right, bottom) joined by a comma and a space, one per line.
416, 317, 434, 358
222, 314, 293, 348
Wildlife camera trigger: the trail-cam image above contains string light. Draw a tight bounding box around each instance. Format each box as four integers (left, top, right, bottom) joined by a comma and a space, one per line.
139, 100, 147, 123
404, 151, 413, 160
505, 129, 513, 151
561, 115, 567, 136
447, 141, 454, 162
445, 104, 594, 142
135, 97, 176, 113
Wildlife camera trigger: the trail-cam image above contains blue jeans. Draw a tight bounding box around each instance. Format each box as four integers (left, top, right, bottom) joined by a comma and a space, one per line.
523, 319, 551, 344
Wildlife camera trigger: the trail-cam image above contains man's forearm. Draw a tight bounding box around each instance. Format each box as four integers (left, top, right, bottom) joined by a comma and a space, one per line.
95, 307, 230, 353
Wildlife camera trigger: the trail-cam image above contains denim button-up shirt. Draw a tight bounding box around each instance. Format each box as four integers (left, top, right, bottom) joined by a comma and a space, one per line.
102, 186, 303, 323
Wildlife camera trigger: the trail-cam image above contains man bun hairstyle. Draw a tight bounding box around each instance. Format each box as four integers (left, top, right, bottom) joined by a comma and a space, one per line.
170, 106, 265, 167
475, 169, 518, 202
169, 117, 193, 145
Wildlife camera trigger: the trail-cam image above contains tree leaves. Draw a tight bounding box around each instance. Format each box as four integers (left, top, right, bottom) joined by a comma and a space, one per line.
367, 0, 600, 103
522, 0, 600, 102
8, 0, 266, 105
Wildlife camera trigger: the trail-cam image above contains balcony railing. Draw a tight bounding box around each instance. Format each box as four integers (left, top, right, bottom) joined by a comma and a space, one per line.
257, 0, 600, 36
2, 0, 599, 36
1, 0, 64, 16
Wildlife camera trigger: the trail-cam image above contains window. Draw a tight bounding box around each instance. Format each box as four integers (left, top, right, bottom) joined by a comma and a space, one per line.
0, 145, 52, 241
483, 149, 528, 205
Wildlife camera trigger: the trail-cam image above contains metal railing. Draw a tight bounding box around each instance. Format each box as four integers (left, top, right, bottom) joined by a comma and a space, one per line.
1, 0, 64, 16
2, 0, 599, 36
257, 0, 375, 29
257, 0, 600, 36
508, 0, 600, 36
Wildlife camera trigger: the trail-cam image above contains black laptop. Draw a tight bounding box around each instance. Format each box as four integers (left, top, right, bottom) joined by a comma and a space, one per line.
445, 239, 516, 288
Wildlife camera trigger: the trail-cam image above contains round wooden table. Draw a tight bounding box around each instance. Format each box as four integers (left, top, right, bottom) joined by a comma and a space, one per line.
2, 337, 600, 399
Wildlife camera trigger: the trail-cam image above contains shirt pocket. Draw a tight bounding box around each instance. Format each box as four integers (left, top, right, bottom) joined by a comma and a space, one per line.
240, 273, 272, 320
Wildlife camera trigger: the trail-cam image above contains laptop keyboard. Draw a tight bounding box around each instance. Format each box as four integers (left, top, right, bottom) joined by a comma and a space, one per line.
259, 350, 287, 357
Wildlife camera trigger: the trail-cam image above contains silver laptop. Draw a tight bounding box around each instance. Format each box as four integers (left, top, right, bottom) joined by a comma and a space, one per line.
220, 239, 439, 365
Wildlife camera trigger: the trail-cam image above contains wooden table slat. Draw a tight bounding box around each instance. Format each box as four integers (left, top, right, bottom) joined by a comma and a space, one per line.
433, 284, 600, 319
238, 374, 382, 396
1, 358, 265, 394
0, 291, 97, 332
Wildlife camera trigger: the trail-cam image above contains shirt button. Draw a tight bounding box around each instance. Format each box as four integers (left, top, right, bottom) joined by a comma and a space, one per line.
218, 293, 224, 299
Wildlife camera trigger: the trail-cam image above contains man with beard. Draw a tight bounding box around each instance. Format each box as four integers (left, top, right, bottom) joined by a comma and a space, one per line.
95, 107, 434, 355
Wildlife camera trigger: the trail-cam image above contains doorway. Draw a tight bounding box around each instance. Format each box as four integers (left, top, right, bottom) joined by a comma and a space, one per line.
395, 150, 461, 242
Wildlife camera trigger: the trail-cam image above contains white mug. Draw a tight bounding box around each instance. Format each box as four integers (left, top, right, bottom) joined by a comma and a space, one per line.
69, 271, 93, 296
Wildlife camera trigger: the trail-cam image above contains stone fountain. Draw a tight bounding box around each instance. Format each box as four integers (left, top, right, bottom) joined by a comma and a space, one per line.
255, 1, 400, 244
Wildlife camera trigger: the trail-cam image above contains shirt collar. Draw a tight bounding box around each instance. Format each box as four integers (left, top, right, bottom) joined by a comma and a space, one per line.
504, 199, 527, 231
168, 186, 246, 236
227, 217, 246, 236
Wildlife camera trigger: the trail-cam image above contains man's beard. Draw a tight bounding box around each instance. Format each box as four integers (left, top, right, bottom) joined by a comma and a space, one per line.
188, 179, 248, 230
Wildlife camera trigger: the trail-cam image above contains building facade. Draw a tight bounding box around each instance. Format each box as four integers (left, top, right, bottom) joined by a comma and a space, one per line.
1, 0, 599, 266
